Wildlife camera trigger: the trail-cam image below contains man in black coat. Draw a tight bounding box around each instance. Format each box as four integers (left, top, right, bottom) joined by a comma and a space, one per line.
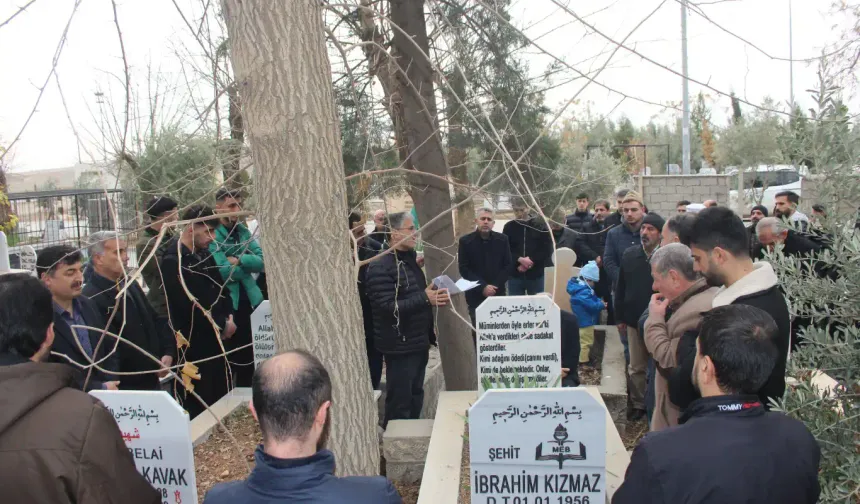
614, 304, 820, 504
503, 200, 553, 295
564, 192, 593, 233
458, 208, 512, 333
748, 204, 768, 256
350, 212, 384, 390
755, 216, 822, 260
83, 232, 174, 391
367, 212, 449, 426
615, 212, 664, 420
583, 199, 616, 323
549, 210, 597, 267
37, 244, 119, 391
670, 207, 791, 410
603, 189, 629, 230
161, 205, 236, 419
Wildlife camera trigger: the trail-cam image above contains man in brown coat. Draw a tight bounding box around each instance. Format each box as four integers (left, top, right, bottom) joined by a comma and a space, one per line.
0, 273, 159, 504
644, 243, 717, 430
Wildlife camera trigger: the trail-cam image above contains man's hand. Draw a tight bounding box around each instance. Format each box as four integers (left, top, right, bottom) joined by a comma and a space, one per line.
596, 256, 602, 267
104, 381, 120, 390
518, 256, 534, 269
416, 255, 425, 268
561, 367, 570, 378
482, 285, 498, 297
227, 256, 240, 266
425, 286, 450, 306
517, 264, 528, 273
222, 315, 237, 340
649, 293, 670, 319
157, 355, 174, 379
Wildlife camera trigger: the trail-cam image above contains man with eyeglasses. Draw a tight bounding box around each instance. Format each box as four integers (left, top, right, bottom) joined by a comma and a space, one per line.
367, 212, 449, 425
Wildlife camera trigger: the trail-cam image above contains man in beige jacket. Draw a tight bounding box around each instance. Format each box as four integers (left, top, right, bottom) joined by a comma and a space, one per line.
644, 243, 717, 430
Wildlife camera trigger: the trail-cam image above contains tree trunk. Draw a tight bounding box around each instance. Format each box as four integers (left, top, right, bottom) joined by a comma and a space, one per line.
221, 0, 379, 476
222, 83, 249, 191
447, 71, 475, 239
389, 0, 477, 390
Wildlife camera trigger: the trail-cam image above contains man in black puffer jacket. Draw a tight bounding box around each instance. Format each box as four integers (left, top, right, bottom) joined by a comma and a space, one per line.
367, 212, 449, 426
564, 192, 593, 233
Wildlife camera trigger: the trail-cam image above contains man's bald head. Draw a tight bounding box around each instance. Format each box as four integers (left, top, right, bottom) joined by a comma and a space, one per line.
252, 350, 332, 443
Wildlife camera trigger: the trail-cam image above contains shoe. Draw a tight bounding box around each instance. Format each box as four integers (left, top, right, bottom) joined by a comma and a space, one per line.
627, 408, 646, 422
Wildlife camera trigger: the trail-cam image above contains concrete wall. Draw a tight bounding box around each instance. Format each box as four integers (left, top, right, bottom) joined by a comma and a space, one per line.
636, 174, 734, 216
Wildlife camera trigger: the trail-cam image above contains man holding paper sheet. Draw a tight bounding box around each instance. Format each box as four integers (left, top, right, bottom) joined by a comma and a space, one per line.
458, 208, 512, 338
367, 212, 449, 425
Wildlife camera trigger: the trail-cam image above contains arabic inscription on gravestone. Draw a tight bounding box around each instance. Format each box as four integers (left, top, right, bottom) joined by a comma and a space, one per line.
91, 390, 197, 504
251, 300, 277, 367
470, 388, 606, 504
476, 295, 561, 394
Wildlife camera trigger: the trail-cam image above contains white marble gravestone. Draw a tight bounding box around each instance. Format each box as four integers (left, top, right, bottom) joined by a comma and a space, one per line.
476, 295, 562, 394
251, 300, 276, 367
90, 390, 198, 504
470, 388, 606, 504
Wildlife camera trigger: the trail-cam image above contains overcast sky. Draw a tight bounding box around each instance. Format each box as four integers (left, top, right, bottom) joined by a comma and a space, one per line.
0, 0, 850, 172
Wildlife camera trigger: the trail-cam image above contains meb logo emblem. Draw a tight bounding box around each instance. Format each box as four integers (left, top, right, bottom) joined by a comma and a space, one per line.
535, 424, 586, 469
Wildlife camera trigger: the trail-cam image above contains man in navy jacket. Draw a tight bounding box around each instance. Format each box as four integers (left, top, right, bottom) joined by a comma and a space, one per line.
614, 304, 820, 504
204, 351, 402, 504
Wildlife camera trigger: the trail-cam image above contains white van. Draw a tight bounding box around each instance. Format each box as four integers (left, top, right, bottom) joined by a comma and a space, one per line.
728, 165, 804, 216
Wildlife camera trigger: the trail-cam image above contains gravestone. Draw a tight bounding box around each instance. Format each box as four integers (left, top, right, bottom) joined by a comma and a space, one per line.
90, 390, 197, 504
251, 300, 276, 367
544, 247, 578, 313
470, 388, 606, 504
476, 295, 561, 394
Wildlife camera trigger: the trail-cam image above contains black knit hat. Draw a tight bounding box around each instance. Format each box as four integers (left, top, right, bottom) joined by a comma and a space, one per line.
144, 195, 178, 219
642, 212, 665, 231
751, 204, 769, 217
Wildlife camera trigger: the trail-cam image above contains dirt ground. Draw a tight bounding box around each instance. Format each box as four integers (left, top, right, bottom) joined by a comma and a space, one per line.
621, 416, 649, 450
193, 407, 260, 501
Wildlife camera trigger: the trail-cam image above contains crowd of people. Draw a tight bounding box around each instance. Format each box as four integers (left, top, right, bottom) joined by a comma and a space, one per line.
23, 188, 266, 419
0, 182, 829, 503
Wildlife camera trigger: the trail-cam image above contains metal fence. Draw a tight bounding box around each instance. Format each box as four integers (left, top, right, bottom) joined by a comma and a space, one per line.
6, 188, 141, 268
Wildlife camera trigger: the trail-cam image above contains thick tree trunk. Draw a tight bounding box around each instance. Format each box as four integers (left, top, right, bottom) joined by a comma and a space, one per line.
390, 0, 477, 391
447, 72, 475, 239
221, 0, 379, 476
222, 84, 248, 191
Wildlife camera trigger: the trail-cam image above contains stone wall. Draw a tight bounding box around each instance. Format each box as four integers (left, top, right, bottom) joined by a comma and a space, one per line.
636, 174, 734, 217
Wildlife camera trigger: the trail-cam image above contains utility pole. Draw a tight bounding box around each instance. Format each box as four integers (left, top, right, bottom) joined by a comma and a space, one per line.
789, 0, 794, 109
681, 0, 691, 175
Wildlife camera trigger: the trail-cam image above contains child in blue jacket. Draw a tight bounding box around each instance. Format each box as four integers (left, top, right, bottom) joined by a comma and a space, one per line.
567, 261, 605, 364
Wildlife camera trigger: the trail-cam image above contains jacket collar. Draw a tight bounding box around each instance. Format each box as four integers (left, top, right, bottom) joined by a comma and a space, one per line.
669, 278, 711, 310
712, 262, 779, 307
87, 271, 121, 292
247, 446, 335, 493
393, 248, 418, 262
679, 394, 765, 424
216, 222, 248, 241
